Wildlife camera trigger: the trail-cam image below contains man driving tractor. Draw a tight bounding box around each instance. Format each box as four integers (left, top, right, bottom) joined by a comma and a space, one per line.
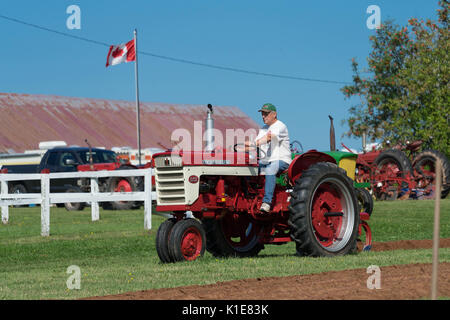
246, 103, 292, 213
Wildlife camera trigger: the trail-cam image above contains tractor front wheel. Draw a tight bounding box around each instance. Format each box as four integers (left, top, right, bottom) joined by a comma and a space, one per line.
106, 176, 137, 210
288, 162, 359, 257
356, 188, 373, 216
64, 186, 86, 211
168, 219, 206, 262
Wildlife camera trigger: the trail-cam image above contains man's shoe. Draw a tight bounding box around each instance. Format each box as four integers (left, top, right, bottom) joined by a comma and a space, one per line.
259, 202, 271, 213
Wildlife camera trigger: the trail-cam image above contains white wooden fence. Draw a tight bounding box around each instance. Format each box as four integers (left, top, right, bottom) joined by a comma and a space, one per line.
0, 169, 155, 236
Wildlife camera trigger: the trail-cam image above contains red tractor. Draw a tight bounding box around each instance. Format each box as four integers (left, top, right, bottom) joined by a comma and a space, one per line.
152, 143, 372, 263
347, 140, 450, 200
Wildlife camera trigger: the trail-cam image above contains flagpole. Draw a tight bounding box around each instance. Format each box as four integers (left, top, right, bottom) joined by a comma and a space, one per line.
134, 28, 142, 166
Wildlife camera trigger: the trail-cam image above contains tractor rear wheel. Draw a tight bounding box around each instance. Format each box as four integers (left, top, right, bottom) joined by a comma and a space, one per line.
288, 162, 360, 257
202, 212, 263, 258
413, 149, 450, 199
168, 219, 206, 262
155, 218, 177, 263
374, 149, 413, 200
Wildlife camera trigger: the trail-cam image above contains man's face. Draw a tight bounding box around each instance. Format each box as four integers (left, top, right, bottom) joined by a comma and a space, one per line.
261, 111, 276, 125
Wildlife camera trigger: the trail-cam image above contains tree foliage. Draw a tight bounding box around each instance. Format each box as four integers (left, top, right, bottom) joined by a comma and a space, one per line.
341, 1, 449, 156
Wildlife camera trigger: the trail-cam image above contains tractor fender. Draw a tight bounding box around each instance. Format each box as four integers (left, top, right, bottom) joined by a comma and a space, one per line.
288, 149, 337, 183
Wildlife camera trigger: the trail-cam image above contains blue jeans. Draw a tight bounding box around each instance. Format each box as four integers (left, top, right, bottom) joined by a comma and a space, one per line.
259, 160, 289, 204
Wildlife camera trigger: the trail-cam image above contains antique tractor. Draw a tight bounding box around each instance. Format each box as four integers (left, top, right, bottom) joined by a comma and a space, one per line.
345, 140, 450, 200
152, 109, 372, 263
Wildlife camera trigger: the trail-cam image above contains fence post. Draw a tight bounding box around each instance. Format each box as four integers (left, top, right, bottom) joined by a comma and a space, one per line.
431, 159, 442, 300
41, 173, 50, 236
144, 168, 152, 230
91, 177, 100, 221
1, 180, 9, 224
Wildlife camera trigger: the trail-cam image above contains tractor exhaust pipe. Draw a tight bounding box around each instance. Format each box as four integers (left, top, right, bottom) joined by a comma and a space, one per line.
362, 131, 367, 152
85, 138, 94, 170
205, 104, 215, 152
328, 115, 336, 151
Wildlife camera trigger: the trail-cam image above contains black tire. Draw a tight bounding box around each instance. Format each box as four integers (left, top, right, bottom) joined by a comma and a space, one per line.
9, 184, 28, 208
202, 214, 263, 258
356, 188, 374, 216
64, 186, 86, 211
106, 167, 138, 210
156, 218, 177, 263
413, 149, 450, 199
374, 149, 413, 200
288, 162, 360, 257
168, 219, 206, 262
101, 202, 113, 210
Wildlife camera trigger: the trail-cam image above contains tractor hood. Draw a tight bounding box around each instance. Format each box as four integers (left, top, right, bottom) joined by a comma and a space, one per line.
152, 150, 258, 167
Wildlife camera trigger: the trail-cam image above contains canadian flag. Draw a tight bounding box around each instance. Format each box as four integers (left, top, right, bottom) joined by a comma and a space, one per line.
106, 39, 136, 67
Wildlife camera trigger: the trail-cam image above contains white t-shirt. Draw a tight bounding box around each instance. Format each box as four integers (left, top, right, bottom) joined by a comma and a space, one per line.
256, 120, 292, 165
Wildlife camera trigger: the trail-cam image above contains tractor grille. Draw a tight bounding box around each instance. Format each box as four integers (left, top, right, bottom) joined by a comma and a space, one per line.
154, 155, 185, 205
154, 155, 183, 167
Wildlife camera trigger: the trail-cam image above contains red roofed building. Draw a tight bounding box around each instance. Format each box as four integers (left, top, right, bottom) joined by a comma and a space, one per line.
0, 93, 260, 154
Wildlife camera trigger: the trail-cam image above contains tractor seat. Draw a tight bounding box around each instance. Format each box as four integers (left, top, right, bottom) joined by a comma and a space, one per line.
406, 140, 422, 152
276, 168, 289, 177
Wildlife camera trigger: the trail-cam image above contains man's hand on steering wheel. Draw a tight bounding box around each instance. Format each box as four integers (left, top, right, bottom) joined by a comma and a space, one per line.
233, 143, 266, 159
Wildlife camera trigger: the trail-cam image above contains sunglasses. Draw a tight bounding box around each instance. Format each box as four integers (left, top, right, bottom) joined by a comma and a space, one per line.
261, 111, 271, 117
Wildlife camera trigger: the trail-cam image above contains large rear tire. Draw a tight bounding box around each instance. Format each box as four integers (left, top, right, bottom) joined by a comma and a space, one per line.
288, 162, 360, 257
202, 212, 263, 258
413, 149, 450, 199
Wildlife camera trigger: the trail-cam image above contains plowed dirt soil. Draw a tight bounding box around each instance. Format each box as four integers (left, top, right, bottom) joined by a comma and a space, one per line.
86, 238, 450, 300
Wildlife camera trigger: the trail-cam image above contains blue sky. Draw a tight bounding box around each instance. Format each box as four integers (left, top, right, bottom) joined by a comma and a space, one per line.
0, 1, 440, 152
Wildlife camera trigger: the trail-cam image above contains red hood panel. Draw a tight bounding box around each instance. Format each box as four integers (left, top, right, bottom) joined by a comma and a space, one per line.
153, 151, 258, 167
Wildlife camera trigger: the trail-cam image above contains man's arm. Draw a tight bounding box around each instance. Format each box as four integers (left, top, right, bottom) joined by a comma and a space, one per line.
243, 132, 271, 152
254, 130, 273, 147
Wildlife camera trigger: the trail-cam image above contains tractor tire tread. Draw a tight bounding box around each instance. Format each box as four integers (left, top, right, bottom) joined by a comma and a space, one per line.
156, 218, 177, 263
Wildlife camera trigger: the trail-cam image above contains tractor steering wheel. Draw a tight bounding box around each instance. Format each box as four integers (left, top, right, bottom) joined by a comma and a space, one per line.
290, 140, 303, 154
233, 143, 267, 159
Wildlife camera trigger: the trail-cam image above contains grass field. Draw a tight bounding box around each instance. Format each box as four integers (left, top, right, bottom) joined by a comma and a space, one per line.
1, 199, 449, 299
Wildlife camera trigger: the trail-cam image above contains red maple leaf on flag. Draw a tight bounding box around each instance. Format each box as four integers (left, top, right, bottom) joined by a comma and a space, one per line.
111, 47, 124, 58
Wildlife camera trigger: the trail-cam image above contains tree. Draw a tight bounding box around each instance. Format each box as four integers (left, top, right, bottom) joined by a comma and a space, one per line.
341, 1, 449, 157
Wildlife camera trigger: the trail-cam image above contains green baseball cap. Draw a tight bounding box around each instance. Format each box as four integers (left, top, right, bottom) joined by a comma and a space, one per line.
258, 103, 277, 112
